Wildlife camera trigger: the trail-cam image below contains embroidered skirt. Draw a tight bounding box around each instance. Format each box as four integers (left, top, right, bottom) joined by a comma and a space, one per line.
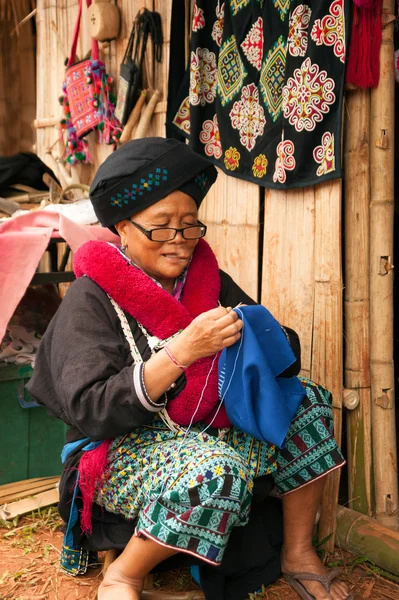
95, 378, 344, 565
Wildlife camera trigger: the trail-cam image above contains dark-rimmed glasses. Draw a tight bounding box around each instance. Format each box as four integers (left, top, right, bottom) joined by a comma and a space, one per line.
129, 219, 207, 242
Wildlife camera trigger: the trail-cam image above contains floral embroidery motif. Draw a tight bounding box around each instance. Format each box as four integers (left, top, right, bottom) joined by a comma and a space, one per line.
217, 35, 247, 106
282, 57, 336, 132
311, 0, 345, 63
229, 0, 250, 16
211, 2, 225, 47
313, 132, 335, 176
241, 17, 264, 71
224, 147, 241, 171
229, 83, 266, 151
110, 170, 169, 207
259, 35, 287, 122
190, 48, 217, 106
288, 5, 312, 57
192, 2, 206, 32
172, 96, 190, 135
252, 154, 268, 178
200, 115, 222, 159
273, 135, 295, 183
273, 0, 290, 21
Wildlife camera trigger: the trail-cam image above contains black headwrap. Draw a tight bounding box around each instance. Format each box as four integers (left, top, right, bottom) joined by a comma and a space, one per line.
89, 138, 218, 230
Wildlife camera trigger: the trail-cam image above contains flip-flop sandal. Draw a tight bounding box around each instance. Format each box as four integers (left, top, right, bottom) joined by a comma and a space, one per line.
283, 568, 354, 600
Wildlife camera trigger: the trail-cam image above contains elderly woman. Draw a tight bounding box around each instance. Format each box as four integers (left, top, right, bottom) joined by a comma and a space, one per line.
27, 138, 351, 600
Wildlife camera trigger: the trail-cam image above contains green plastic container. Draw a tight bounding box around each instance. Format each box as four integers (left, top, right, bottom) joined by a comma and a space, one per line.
0, 363, 67, 485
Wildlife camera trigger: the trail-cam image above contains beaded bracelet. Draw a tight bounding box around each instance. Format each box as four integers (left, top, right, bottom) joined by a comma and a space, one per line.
164, 345, 188, 372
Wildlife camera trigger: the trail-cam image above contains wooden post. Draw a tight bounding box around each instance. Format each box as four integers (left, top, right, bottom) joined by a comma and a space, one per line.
369, 0, 398, 526
343, 89, 374, 516
311, 180, 343, 551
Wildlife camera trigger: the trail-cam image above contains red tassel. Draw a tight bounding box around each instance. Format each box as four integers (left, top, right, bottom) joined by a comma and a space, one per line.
353, 0, 374, 7
78, 440, 111, 535
345, 0, 383, 88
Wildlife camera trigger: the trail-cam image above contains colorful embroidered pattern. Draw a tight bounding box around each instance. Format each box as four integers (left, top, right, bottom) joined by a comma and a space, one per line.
224, 146, 241, 171
217, 35, 247, 107
313, 132, 335, 176
252, 154, 268, 178
241, 16, 264, 71
288, 5, 312, 57
273, 0, 290, 21
311, 0, 345, 63
211, 2, 225, 47
110, 169, 168, 207
194, 172, 212, 193
282, 57, 336, 132
273, 135, 295, 183
229, 0, 250, 16
200, 115, 223, 159
95, 380, 344, 564
192, 1, 206, 31
229, 83, 266, 151
273, 378, 345, 492
172, 0, 347, 187
190, 48, 217, 107
172, 96, 191, 135
259, 35, 287, 122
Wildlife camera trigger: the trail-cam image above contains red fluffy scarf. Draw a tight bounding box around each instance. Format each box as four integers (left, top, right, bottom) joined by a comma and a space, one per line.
73, 239, 231, 533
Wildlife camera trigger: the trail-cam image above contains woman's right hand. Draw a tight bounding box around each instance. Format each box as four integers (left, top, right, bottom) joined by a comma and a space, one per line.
168, 306, 243, 366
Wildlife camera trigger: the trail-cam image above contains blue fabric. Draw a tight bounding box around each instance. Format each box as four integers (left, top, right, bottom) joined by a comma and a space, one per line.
218, 305, 305, 448
60, 439, 103, 549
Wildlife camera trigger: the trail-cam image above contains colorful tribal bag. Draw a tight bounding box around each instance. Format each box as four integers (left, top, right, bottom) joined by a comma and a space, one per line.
59, 0, 122, 164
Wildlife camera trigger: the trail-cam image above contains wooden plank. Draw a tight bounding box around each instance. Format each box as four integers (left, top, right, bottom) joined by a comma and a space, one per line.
262, 187, 315, 376
199, 170, 260, 301
0, 480, 60, 505
0, 488, 59, 521
311, 179, 343, 551
0, 476, 59, 497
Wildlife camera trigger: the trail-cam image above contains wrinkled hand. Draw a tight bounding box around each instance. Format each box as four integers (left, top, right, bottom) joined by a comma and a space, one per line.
169, 306, 243, 366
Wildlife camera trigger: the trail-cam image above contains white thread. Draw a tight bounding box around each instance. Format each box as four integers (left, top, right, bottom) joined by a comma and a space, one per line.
149, 307, 246, 503
110, 295, 247, 506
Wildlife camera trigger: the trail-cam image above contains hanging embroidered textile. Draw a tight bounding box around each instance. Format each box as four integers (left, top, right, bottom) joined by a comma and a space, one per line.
170, 0, 349, 189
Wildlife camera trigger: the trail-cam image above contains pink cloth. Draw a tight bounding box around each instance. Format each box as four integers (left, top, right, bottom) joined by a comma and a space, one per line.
0, 211, 119, 340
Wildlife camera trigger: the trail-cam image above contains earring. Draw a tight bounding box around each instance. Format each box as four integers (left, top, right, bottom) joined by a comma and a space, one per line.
121, 242, 127, 252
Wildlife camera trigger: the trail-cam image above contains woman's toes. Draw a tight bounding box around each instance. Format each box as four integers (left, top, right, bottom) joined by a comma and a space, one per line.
330, 580, 351, 600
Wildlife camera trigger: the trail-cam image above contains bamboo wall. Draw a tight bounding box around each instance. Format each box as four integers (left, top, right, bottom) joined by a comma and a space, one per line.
0, 1, 36, 156
344, 1, 398, 527
34, 0, 398, 543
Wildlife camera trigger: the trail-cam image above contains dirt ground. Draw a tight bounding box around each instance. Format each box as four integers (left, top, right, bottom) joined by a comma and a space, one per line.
1, 508, 399, 600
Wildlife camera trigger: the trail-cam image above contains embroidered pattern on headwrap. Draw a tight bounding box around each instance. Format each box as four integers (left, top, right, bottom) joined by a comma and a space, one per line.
110, 169, 169, 207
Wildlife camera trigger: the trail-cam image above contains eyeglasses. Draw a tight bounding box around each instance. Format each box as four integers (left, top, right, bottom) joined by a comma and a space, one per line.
129, 219, 207, 242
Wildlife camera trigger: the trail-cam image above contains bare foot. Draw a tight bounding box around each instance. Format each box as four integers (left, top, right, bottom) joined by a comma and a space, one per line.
98, 562, 144, 600
281, 547, 352, 600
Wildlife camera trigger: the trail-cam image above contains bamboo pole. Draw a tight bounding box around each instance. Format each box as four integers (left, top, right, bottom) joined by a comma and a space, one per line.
369, 0, 398, 526
311, 180, 343, 552
343, 88, 373, 516
336, 505, 399, 576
